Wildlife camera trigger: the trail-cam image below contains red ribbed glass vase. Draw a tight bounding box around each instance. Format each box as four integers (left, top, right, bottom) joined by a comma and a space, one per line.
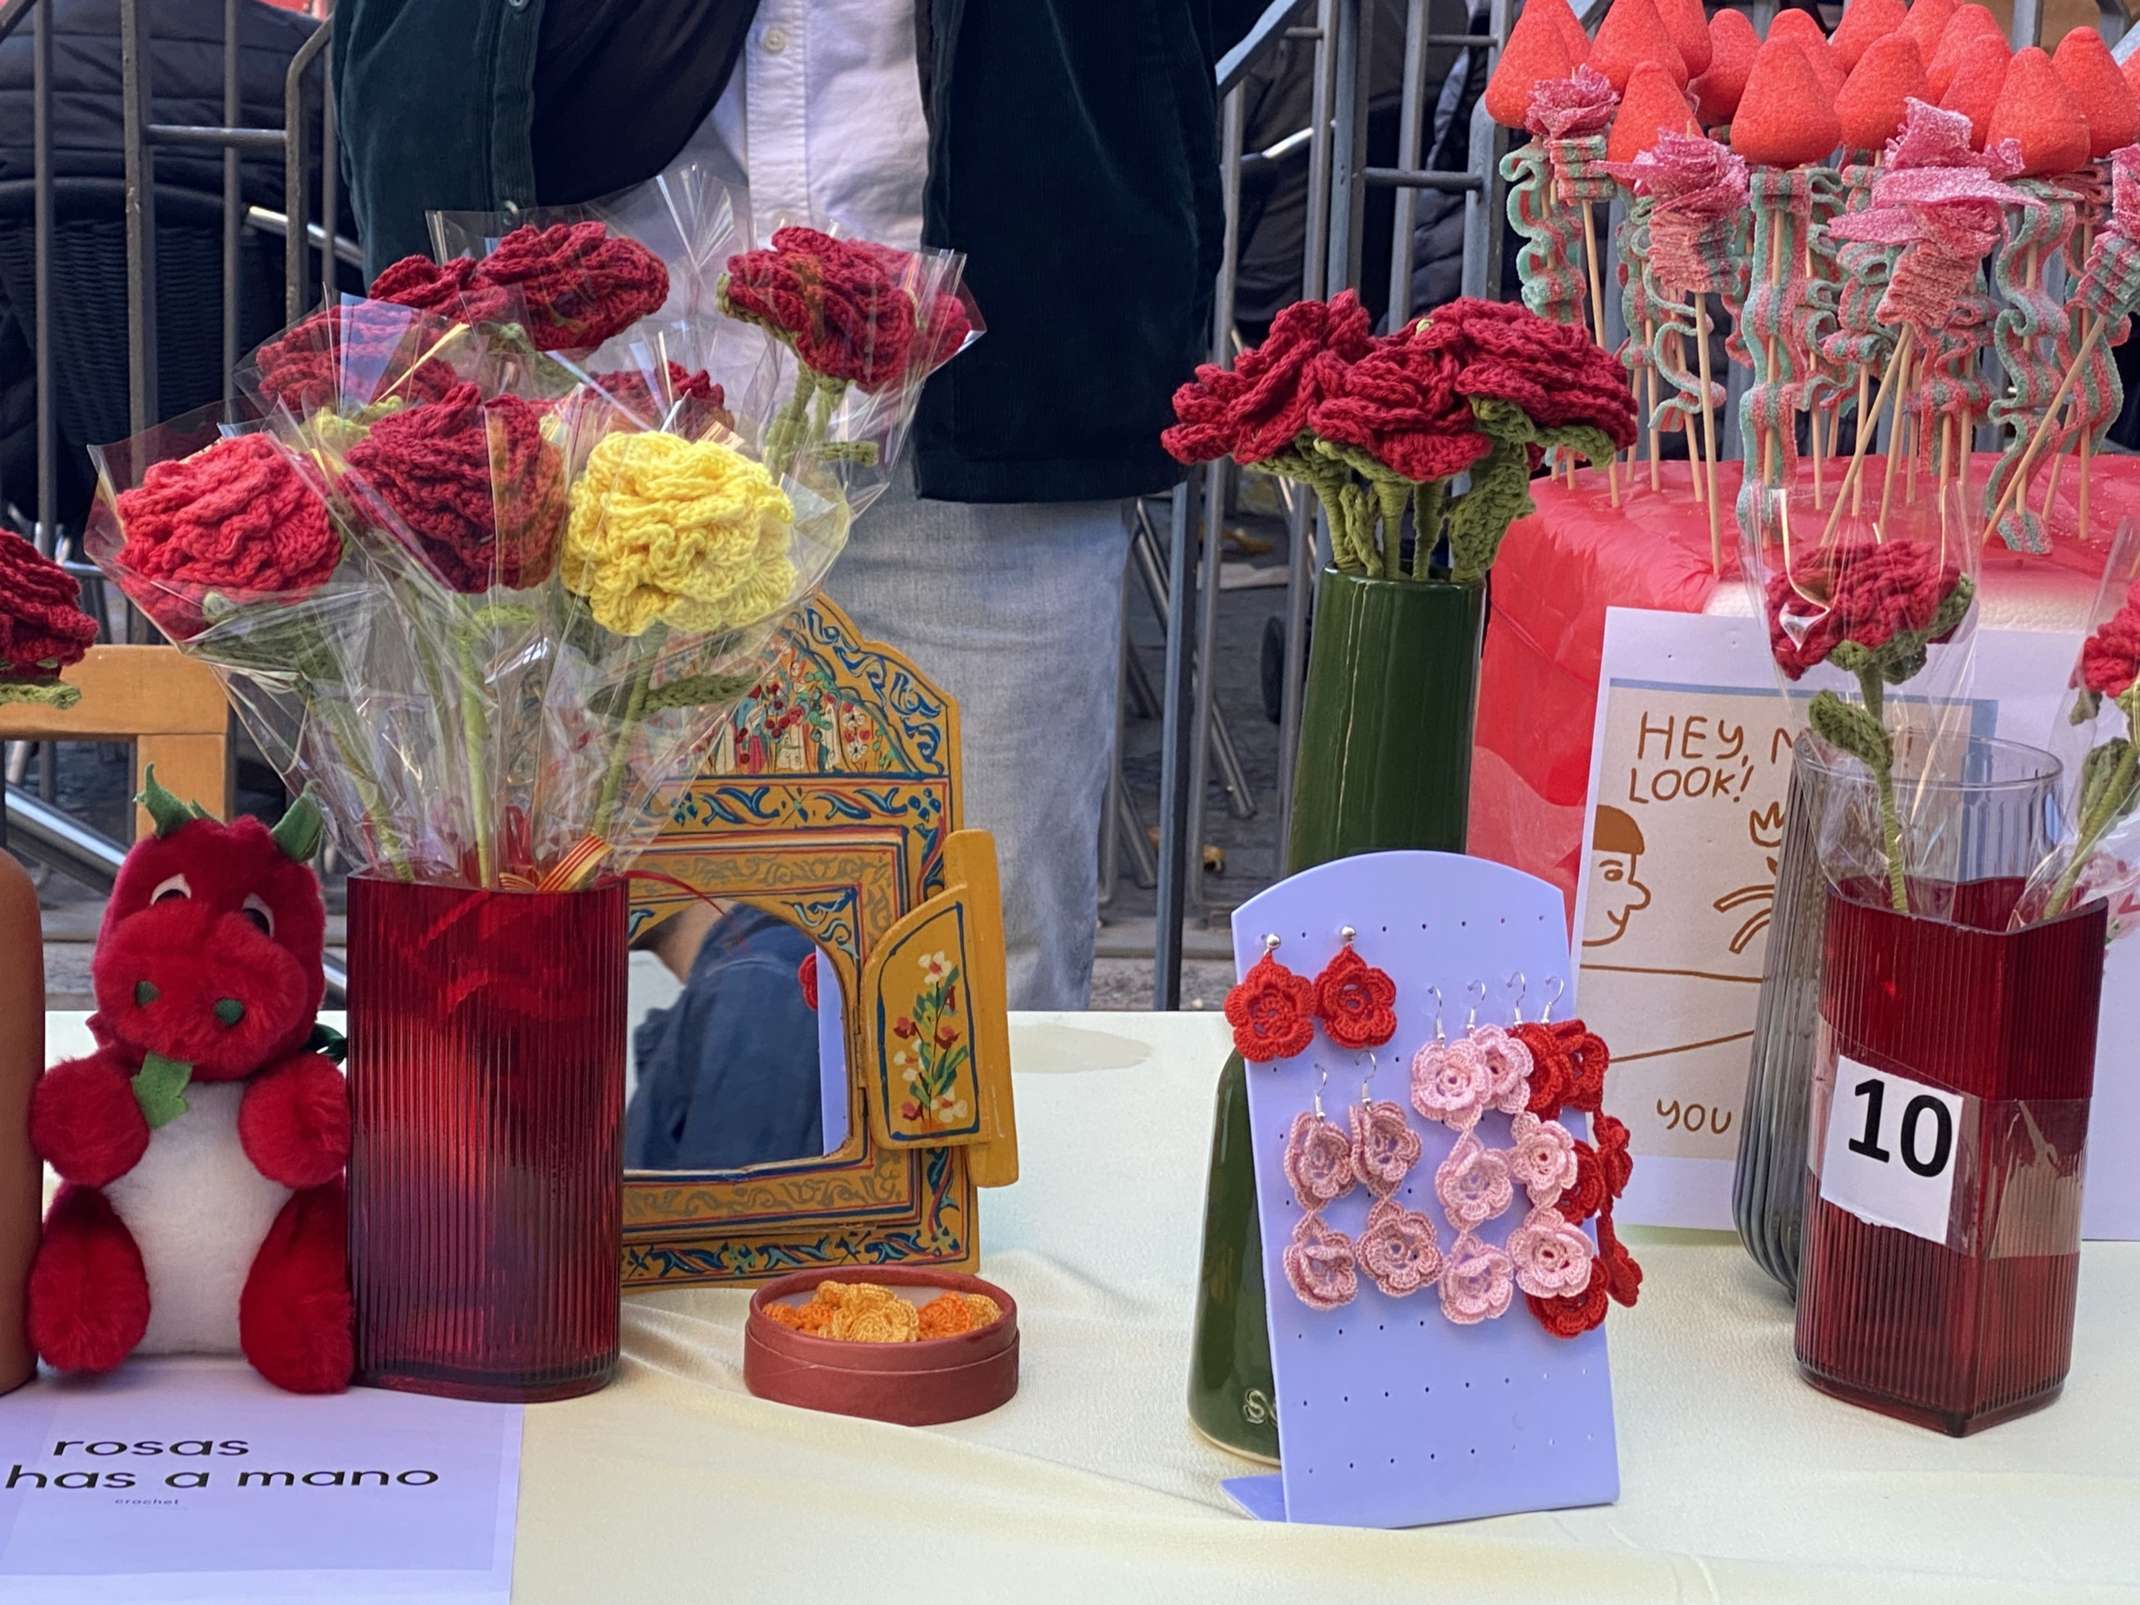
1796, 878, 2105, 1435
347, 875, 626, 1402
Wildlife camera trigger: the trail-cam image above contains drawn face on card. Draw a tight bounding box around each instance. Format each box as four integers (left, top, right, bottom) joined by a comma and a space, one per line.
1576, 685, 1794, 1161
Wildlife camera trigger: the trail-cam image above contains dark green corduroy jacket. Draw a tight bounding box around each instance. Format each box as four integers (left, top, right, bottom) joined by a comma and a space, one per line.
334, 0, 1268, 504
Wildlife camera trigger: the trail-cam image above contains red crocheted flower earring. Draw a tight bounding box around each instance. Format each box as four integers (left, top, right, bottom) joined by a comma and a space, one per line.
1311, 926, 1398, 1051
1223, 933, 1316, 1063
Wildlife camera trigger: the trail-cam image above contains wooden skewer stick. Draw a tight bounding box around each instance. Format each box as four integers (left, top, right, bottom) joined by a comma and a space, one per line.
1579, 202, 1621, 506
1760, 222, 1785, 486
1852, 367, 1872, 515
1878, 341, 1913, 529
1983, 310, 2107, 540
1643, 316, 1662, 492
1695, 293, 1723, 572
1824, 326, 1916, 544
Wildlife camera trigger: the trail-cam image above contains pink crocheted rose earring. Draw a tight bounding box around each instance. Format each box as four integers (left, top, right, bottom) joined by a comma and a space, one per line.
1460, 976, 1535, 1117
1410, 986, 1493, 1133
1281, 1066, 1361, 1310
1349, 1051, 1443, 1297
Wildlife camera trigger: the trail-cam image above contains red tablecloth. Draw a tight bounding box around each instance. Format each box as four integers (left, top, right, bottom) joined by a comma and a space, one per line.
1470, 455, 2140, 909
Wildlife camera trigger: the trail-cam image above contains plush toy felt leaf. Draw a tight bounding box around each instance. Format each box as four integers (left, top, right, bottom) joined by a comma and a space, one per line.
131, 1051, 193, 1129
306, 1021, 349, 1065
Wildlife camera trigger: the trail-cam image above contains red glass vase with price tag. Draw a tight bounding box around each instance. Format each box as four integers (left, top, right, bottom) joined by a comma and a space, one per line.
1796, 879, 2107, 1435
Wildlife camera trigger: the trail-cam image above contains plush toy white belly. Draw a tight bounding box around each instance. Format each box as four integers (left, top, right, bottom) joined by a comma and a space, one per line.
103, 1083, 291, 1354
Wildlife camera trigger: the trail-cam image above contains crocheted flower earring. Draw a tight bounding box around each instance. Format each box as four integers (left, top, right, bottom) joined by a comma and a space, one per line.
1348, 1050, 1443, 1298
1311, 927, 1398, 1051
1347, 1051, 1422, 1198
1223, 933, 1317, 1063
1281, 1067, 1360, 1310
1410, 987, 1493, 1132
1461, 977, 1535, 1117
1284, 1067, 1356, 1212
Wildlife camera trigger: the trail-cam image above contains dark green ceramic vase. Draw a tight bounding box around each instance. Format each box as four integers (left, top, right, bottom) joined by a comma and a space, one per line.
1185, 567, 1486, 1461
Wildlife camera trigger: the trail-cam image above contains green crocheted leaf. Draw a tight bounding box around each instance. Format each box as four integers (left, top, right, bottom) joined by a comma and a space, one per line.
1447, 437, 1535, 584
2079, 738, 2140, 830
0, 680, 80, 710
1807, 691, 1890, 772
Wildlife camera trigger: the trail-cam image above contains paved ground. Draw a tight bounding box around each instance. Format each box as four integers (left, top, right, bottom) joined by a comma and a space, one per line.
21, 487, 1294, 1013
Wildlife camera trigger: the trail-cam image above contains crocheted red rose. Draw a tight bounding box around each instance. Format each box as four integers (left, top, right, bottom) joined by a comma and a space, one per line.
1161, 362, 1247, 464
1312, 945, 1398, 1049
2079, 584, 2140, 700
587, 361, 733, 434
1765, 541, 1967, 681
341, 382, 564, 593
1307, 327, 1493, 482
721, 226, 918, 392
1223, 949, 1318, 1062
249, 302, 465, 415
1223, 290, 1377, 464
472, 222, 669, 350
1597, 1214, 1643, 1306
797, 952, 819, 1012
109, 433, 339, 636
1512, 1020, 1572, 1117
0, 532, 97, 683
1527, 1276, 1607, 1338
1593, 1112, 1633, 1197
1414, 296, 1638, 449
826, 236, 974, 373
1555, 1141, 1608, 1223
1554, 1019, 1611, 1114
368, 253, 511, 328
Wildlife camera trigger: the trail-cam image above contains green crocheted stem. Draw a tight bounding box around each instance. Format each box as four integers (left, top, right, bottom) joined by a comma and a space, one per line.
1412, 480, 1449, 580
1808, 680, 1906, 912
453, 621, 496, 886
2045, 692, 2140, 918
0, 679, 80, 709
1446, 398, 1614, 583
1311, 437, 1417, 578
593, 637, 664, 845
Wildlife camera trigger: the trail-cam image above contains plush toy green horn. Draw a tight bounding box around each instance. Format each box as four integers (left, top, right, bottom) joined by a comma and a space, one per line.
135, 765, 207, 838
270, 789, 324, 863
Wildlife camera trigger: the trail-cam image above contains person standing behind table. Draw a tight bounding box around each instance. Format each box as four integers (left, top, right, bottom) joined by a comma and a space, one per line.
333, 0, 1271, 1010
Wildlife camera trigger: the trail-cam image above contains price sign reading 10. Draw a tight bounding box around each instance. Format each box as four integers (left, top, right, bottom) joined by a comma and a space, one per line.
1818, 1058, 1964, 1246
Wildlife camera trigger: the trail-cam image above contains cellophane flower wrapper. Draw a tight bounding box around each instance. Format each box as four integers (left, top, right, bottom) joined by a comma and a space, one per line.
84, 401, 451, 875
715, 219, 983, 521
2014, 521, 2140, 935
1740, 481, 1983, 920
232, 297, 486, 427
520, 363, 848, 879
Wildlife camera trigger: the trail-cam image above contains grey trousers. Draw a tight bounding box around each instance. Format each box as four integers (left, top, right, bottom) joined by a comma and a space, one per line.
828, 480, 1131, 1010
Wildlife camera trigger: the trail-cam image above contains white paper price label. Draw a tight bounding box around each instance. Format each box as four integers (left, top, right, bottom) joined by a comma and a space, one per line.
1817, 1057, 1963, 1245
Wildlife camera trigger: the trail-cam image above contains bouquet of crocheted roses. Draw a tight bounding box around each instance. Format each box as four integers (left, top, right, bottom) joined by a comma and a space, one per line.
1161, 292, 1635, 583
88, 199, 976, 890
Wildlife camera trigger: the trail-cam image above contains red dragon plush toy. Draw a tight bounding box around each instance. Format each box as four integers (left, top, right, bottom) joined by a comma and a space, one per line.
26, 771, 351, 1393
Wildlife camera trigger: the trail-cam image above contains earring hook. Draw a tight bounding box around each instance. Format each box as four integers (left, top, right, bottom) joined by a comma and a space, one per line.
1313, 1065, 1329, 1118
1263, 932, 1281, 954
1426, 984, 1445, 1043
1339, 924, 1356, 945
1466, 978, 1487, 1030
1541, 975, 1566, 1022
1505, 970, 1527, 1024
1359, 1049, 1378, 1103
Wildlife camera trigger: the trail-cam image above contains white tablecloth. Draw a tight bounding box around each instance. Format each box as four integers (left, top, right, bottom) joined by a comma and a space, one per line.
39, 1012, 2140, 1601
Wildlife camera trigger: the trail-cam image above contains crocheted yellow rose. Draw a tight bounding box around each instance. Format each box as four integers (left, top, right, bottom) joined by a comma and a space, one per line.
562, 431, 795, 637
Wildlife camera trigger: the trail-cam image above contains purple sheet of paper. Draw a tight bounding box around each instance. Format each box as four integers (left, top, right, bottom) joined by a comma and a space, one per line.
1227, 850, 1619, 1529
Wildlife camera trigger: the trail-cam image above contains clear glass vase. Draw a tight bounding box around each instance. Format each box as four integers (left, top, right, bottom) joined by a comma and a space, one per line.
1731, 735, 2061, 1298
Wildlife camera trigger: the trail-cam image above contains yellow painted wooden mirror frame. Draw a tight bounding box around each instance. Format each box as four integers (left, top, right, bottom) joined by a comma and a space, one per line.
621, 596, 1017, 1288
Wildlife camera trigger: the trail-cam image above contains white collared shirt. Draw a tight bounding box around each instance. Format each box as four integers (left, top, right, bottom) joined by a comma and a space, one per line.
704, 0, 929, 249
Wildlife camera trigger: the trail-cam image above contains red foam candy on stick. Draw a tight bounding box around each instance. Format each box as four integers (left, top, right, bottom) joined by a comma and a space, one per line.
1654, 0, 1713, 78
2052, 26, 2140, 159
1592, 0, 1687, 91
1766, 8, 1848, 100
1926, 4, 2003, 98
1988, 45, 2093, 176
1830, 0, 1907, 71
1837, 32, 1929, 153
1732, 39, 1843, 166
1486, 5, 1576, 129
1539, 0, 1593, 70
1938, 31, 2011, 149
1899, 0, 1960, 63
1608, 59, 1699, 164
1693, 7, 1759, 126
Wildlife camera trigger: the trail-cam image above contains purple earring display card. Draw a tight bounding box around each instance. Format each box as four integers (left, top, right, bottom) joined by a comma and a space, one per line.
1221, 851, 1619, 1530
